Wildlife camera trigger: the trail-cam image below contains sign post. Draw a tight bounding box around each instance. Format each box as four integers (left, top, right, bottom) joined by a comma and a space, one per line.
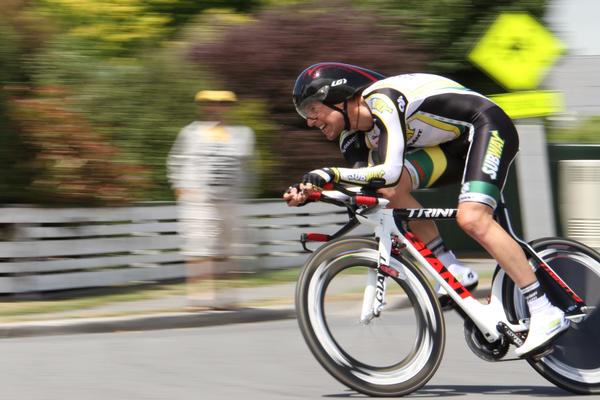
468, 12, 566, 239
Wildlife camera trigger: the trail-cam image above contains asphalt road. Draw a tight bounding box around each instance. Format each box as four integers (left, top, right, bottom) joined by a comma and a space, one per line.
0, 312, 583, 400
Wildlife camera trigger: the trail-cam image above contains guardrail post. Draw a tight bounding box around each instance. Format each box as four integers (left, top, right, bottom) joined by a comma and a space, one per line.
514, 122, 557, 240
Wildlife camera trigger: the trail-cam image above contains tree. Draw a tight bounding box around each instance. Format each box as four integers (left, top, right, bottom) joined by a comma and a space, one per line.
188, 1, 429, 193
9, 87, 151, 204
190, 2, 427, 121
2, 3, 270, 203
146, 0, 261, 30
0, 12, 43, 203
34, 0, 171, 56
359, 0, 548, 91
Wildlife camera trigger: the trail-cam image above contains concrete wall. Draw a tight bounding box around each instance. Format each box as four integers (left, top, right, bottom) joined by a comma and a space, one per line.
545, 56, 600, 118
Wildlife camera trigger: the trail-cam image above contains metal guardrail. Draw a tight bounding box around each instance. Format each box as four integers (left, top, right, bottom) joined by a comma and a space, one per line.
0, 201, 366, 294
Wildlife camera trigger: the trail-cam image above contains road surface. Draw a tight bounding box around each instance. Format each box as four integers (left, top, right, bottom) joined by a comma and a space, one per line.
0, 312, 579, 399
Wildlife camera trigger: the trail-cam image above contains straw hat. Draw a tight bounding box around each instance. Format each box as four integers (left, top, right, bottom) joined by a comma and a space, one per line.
194, 90, 237, 103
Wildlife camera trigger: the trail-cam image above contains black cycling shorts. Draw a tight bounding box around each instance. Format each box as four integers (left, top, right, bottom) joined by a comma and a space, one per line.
403, 105, 519, 209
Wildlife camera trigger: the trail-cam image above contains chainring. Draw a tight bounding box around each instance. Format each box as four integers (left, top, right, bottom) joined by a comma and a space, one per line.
464, 320, 510, 362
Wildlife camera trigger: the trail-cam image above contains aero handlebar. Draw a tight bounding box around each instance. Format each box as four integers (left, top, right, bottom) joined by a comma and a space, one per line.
306, 183, 383, 207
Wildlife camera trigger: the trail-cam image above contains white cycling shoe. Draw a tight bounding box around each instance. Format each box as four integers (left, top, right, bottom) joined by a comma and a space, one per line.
515, 305, 570, 357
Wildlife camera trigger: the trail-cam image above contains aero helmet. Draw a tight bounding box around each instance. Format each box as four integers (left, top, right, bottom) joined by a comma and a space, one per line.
293, 62, 385, 129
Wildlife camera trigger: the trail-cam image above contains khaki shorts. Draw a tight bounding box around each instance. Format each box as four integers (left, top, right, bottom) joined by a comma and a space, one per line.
177, 192, 236, 258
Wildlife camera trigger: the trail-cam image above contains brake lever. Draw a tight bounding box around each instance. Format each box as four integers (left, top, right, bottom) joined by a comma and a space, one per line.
300, 217, 360, 253
300, 232, 333, 252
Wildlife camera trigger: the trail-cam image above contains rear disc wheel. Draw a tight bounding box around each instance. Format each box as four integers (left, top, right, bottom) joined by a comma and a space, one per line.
504, 238, 600, 394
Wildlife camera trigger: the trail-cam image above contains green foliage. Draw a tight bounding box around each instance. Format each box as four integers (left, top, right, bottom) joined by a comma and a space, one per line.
146, 0, 262, 29
176, 8, 256, 53
41, 51, 208, 201
188, 1, 429, 194
3, 0, 560, 204
355, 0, 548, 91
30, 37, 103, 87
0, 16, 39, 203
18, 6, 272, 203
9, 86, 152, 205
547, 117, 600, 144
34, 0, 172, 56
31, 0, 263, 57
229, 100, 279, 197
0, 18, 21, 83
29, 38, 274, 200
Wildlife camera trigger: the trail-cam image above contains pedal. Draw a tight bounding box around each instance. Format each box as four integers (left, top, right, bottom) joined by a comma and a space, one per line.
565, 313, 587, 326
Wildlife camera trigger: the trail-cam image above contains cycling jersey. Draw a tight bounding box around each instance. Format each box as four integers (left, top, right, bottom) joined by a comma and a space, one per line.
334, 73, 519, 209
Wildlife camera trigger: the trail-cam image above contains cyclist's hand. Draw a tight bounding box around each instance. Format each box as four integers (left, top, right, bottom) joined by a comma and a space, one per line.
283, 183, 322, 207
283, 184, 306, 206
302, 168, 335, 189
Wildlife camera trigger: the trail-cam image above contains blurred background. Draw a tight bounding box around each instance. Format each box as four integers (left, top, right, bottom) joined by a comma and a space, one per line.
1, 0, 597, 206
0, 0, 598, 298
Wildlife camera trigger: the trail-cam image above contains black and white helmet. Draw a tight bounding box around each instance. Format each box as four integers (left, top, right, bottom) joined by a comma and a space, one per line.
293, 62, 385, 120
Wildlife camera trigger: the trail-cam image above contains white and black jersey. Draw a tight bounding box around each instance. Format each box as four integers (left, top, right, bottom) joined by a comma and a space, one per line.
331, 73, 519, 209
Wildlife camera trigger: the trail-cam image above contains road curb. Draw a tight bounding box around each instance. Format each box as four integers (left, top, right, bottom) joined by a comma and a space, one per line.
0, 308, 297, 338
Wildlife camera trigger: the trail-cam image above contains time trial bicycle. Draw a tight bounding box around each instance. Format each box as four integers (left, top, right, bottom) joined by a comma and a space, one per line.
295, 183, 599, 396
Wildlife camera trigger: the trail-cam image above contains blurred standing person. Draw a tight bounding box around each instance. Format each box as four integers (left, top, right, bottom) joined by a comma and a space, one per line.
168, 90, 255, 310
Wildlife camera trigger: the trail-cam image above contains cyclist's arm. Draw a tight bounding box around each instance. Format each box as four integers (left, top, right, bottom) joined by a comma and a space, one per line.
339, 130, 370, 168
330, 93, 406, 187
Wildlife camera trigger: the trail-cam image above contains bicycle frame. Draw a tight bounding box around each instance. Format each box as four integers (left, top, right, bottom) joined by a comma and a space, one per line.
306, 187, 588, 344
358, 204, 522, 343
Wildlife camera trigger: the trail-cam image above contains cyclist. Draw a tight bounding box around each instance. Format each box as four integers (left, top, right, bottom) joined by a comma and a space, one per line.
283, 62, 569, 357
288, 65, 477, 304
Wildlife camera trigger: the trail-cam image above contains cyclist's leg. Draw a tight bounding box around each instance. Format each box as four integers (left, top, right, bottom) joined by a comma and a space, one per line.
379, 167, 439, 243
411, 144, 479, 293
458, 203, 536, 285
456, 107, 531, 285
456, 106, 569, 355
380, 146, 478, 295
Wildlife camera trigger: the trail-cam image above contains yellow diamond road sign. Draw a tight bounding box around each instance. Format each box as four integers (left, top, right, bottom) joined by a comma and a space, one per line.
468, 13, 565, 90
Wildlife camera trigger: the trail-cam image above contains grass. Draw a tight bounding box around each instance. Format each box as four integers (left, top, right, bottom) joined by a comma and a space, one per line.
0, 267, 304, 322
0, 283, 186, 321
236, 267, 302, 286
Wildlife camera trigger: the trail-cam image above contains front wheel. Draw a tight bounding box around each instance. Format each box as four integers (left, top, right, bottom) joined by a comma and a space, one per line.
295, 237, 445, 397
502, 237, 600, 395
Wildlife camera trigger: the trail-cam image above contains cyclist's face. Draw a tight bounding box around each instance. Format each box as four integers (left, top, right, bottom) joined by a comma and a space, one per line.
305, 102, 344, 141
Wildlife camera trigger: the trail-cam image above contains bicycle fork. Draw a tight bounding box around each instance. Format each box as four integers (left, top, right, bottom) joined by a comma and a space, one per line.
360, 269, 387, 324
360, 217, 404, 324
